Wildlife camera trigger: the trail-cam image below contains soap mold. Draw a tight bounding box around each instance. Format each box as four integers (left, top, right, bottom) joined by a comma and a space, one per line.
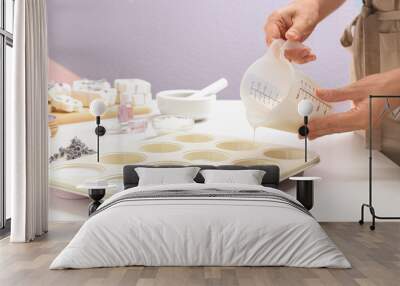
140, 142, 183, 153
147, 161, 189, 166
264, 148, 305, 160
183, 150, 229, 163
233, 158, 279, 167
216, 140, 259, 151
175, 134, 214, 143
101, 152, 147, 165
49, 133, 320, 198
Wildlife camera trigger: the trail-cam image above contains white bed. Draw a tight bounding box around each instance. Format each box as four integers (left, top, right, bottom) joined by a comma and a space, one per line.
50, 183, 351, 269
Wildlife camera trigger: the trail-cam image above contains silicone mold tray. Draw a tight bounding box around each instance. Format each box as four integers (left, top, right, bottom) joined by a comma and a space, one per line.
49, 133, 320, 197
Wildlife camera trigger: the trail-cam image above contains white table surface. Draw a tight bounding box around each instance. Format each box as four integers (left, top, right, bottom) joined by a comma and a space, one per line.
49, 100, 400, 222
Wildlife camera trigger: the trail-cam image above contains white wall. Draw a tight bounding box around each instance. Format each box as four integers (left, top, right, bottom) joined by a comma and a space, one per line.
47, 0, 361, 98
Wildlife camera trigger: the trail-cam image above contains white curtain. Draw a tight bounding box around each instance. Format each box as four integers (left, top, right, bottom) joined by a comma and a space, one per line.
8, 0, 49, 242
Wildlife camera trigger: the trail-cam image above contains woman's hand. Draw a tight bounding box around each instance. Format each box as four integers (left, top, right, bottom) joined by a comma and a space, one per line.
308, 69, 400, 140
264, 0, 346, 64
264, 0, 319, 63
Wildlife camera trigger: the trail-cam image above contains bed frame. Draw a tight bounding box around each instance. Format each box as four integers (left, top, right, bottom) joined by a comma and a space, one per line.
123, 165, 280, 189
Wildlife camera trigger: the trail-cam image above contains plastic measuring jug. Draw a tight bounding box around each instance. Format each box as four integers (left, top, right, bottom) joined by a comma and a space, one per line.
240, 39, 332, 133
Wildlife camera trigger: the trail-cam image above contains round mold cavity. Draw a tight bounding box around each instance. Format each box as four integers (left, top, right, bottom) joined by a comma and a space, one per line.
141, 142, 182, 153
233, 158, 279, 167
101, 152, 147, 165
264, 148, 305, 160
175, 134, 214, 143
216, 140, 259, 151
183, 150, 229, 163
147, 161, 189, 166
52, 163, 106, 181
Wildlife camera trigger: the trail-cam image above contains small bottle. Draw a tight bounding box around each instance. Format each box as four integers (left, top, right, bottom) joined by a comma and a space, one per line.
118, 92, 134, 126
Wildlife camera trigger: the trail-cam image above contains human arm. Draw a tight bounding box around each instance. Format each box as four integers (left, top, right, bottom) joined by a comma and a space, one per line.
308, 69, 400, 139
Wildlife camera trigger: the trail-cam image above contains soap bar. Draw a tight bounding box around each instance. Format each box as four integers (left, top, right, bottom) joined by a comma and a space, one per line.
73, 79, 111, 91
51, 94, 83, 113
72, 88, 117, 107
72, 79, 117, 107
114, 79, 152, 104
123, 92, 152, 106
48, 82, 71, 102
134, 93, 152, 106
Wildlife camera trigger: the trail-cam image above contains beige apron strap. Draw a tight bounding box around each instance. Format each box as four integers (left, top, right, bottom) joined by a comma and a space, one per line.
363, 11, 380, 77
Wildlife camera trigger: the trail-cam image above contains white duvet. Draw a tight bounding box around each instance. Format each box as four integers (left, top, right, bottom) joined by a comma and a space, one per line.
50, 183, 351, 269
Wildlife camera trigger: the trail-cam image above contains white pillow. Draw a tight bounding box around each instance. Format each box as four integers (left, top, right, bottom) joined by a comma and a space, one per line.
200, 169, 266, 185
136, 167, 200, 186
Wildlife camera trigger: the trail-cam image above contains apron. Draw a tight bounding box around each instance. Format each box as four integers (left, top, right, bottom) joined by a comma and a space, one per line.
341, 0, 400, 79
341, 0, 400, 164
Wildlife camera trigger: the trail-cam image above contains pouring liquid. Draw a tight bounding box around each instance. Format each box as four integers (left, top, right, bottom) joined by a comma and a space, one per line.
252, 127, 257, 143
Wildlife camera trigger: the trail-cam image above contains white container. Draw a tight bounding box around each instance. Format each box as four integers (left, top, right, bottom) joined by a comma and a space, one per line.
240, 39, 332, 133
152, 115, 195, 135
156, 89, 216, 120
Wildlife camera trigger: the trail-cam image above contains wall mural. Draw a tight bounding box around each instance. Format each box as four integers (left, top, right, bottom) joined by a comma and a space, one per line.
48, 0, 399, 207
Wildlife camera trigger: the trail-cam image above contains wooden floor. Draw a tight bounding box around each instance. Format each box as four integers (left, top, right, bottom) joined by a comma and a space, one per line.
0, 222, 399, 286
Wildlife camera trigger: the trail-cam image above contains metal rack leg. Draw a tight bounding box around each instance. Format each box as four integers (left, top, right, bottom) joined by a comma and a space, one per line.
370, 206, 376, 231
359, 204, 366, 225
358, 203, 400, 231
359, 204, 376, 230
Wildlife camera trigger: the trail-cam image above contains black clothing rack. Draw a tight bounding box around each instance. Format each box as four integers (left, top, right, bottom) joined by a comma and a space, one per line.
359, 95, 400, 230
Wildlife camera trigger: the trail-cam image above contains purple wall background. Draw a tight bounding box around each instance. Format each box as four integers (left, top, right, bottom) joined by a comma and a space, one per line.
47, 0, 360, 99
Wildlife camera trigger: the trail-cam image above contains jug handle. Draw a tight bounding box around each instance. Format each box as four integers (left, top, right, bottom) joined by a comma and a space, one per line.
280, 40, 308, 59
271, 39, 308, 75
269, 39, 286, 60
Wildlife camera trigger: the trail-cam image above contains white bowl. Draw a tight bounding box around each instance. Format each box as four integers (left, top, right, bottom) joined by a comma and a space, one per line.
156, 89, 216, 120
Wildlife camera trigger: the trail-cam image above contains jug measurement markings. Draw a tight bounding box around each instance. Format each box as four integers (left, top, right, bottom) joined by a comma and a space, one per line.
250, 81, 281, 107
297, 82, 331, 115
